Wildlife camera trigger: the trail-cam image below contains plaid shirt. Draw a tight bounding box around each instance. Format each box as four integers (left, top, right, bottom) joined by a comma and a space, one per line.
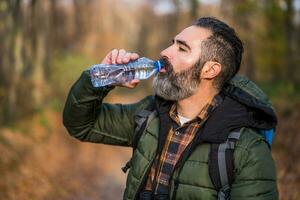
144, 94, 223, 195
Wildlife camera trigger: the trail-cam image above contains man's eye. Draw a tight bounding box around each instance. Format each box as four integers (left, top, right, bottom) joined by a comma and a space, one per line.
179, 47, 186, 52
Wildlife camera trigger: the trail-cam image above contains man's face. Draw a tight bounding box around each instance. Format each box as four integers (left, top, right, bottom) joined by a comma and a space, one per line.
153, 26, 212, 101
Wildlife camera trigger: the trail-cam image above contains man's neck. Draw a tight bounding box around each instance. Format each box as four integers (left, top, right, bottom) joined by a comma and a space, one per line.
176, 82, 218, 119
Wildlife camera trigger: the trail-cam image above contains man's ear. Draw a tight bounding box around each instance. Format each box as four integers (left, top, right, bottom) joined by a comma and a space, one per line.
201, 61, 221, 79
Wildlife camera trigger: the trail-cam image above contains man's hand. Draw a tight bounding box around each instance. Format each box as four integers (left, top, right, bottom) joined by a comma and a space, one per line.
101, 49, 140, 89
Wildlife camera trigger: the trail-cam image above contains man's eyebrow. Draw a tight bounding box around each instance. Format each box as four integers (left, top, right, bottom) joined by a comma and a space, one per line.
172, 39, 191, 51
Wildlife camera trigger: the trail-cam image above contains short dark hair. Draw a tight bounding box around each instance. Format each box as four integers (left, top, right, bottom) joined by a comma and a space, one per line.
193, 17, 243, 89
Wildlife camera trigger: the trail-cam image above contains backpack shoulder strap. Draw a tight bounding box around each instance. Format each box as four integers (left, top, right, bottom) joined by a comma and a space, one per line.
209, 130, 241, 200
121, 106, 157, 173
132, 109, 157, 149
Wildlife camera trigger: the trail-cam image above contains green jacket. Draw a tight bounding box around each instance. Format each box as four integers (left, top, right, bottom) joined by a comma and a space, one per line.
63, 70, 278, 200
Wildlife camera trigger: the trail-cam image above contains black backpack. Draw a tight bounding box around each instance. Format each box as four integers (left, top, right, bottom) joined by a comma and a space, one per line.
122, 107, 274, 200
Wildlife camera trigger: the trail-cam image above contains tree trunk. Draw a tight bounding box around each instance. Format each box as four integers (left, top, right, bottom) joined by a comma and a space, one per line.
189, 0, 199, 20
1, 0, 24, 123
220, 0, 256, 79
284, 0, 296, 82
27, 0, 46, 110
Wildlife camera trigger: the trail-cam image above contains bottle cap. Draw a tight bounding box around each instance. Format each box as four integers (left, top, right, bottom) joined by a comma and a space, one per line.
154, 59, 165, 71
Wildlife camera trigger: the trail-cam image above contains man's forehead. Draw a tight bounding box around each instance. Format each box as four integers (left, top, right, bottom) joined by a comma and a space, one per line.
174, 26, 212, 45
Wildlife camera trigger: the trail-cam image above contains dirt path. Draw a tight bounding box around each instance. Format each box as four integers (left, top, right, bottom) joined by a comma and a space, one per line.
0, 110, 131, 200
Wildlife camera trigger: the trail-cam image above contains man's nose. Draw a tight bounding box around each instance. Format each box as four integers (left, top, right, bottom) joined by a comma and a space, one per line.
160, 46, 171, 59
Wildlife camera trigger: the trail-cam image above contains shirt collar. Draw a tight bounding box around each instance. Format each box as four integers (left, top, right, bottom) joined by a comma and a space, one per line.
169, 93, 224, 125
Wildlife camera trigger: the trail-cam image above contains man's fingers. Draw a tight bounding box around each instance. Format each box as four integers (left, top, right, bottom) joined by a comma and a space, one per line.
111, 49, 119, 64
121, 79, 140, 88
130, 53, 139, 61
101, 49, 139, 65
129, 80, 140, 88
117, 49, 126, 64
122, 52, 132, 63
126, 82, 139, 89
130, 79, 140, 84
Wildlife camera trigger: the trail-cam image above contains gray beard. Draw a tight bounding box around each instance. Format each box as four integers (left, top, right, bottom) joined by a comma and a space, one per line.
153, 59, 203, 101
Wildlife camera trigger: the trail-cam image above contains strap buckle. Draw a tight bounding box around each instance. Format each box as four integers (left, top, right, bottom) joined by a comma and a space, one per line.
121, 159, 132, 173
218, 184, 231, 200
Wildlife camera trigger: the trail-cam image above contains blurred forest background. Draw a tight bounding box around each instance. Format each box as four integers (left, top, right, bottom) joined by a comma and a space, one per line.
0, 0, 300, 199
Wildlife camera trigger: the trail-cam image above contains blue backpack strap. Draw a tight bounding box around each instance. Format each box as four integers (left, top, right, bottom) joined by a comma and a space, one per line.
259, 128, 275, 147
209, 130, 241, 200
121, 108, 157, 173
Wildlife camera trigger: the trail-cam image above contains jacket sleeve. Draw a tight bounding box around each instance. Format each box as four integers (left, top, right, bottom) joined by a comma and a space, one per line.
62, 70, 153, 147
231, 130, 279, 200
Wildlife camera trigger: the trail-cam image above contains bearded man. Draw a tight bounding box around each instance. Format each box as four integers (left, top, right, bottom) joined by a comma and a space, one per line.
63, 17, 278, 200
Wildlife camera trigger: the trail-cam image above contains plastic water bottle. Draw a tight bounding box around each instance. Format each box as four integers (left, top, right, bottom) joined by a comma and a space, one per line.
89, 57, 164, 87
